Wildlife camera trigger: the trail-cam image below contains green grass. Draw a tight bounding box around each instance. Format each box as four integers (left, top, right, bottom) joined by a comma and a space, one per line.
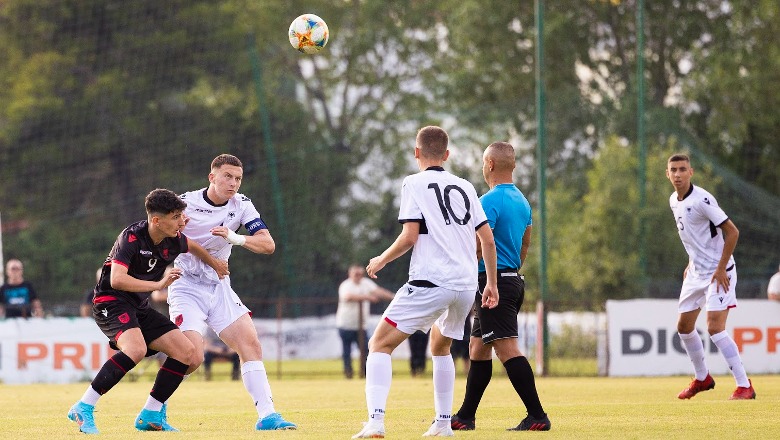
2, 362, 777, 439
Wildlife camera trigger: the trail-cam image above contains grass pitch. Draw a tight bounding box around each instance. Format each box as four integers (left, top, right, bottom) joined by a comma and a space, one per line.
1, 362, 777, 439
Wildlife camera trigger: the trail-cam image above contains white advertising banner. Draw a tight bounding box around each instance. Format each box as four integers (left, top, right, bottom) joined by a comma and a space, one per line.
607, 299, 780, 376
0, 318, 114, 385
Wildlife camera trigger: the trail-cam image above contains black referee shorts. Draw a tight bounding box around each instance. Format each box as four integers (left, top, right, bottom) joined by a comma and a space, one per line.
471, 269, 524, 344
93, 296, 178, 357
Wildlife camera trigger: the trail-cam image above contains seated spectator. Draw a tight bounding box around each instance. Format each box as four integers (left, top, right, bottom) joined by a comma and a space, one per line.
203, 327, 240, 381
1, 259, 43, 318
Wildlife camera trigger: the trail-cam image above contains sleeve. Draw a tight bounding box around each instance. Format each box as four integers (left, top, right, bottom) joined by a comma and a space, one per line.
480, 193, 499, 229
27, 283, 37, 301
700, 195, 729, 227
398, 178, 422, 222
240, 199, 268, 235
111, 231, 137, 269
471, 186, 488, 229
338, 281, 349, 300
178, 232, 189, 254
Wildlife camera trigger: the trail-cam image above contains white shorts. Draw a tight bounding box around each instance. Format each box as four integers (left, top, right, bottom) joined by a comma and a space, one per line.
167, 274, 250, 336
382, 283, 474, 340
678, 264, 738, 313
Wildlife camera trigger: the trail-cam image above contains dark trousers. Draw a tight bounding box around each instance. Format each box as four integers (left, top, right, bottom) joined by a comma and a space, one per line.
409, 330, 430, 376
339, 328, 368, 378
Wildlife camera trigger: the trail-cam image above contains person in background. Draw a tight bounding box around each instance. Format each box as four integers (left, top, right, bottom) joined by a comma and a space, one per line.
1, 259, 43, 318
666, 153, 755, 400
336, 264, 395, 379
767, 264, 780, 301
408, 330, 430, 377
80, 268, 102, 318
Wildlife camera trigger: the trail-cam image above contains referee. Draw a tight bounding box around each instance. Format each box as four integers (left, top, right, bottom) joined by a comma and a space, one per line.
451, 141, 550, 432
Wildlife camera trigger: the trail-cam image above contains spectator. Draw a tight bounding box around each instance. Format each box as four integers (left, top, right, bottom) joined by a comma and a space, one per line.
203, 327, 240, 381
1, 259, 43, 318
768, 264, 780, 301
336, 264, 394, 379
80, 268, 102, 318
408, 330, 429, 377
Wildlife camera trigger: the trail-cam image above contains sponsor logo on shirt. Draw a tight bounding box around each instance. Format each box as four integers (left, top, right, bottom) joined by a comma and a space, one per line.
140, 250, 152, 256
195, 208, 213, 214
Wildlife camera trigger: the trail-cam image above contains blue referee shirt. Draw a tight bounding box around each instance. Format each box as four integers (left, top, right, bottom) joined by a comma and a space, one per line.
478, 183, 532, 273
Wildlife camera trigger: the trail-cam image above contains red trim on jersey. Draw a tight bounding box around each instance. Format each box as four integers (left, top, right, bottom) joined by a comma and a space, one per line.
728, 304, 737, 309
93, 296, 117, 303
115, 330, 124, 341
111, 259, 129, 269
384, 317, 398, 327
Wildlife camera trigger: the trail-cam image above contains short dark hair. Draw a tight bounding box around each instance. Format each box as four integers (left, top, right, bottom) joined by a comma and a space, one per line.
416, 126, 449, 159
486, 142, 516, 171
145, 188, 187, 215
668, 153, 690, 164
211, 154, 243, 170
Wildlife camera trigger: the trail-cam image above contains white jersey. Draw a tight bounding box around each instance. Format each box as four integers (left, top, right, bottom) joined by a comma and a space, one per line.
175, 188, 266, 283
399, 167, 488, 291
669, 184, 734, 277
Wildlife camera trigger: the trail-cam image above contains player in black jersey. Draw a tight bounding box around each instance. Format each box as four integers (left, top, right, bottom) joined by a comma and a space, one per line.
68, 189, 229, 434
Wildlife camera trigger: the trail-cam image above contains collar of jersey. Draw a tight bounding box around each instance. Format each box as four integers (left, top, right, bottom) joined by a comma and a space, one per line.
680, 183, 695, 201
425, 166, 445, 171
202, 189, 230, 207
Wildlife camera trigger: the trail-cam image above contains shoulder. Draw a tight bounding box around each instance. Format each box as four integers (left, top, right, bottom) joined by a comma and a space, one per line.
179, 189, 206, 202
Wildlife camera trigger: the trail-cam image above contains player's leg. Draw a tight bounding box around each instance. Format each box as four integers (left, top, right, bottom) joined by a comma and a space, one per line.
676, 275, 716, 399
69, 302, 144, 434
339, 328, 356, 378
704, 268, 754, 399
219, 313, 296, 430
492, 338, 549, 431
423, 288, 472, 437
353, 319, 408, 438
135, 310, 195, 431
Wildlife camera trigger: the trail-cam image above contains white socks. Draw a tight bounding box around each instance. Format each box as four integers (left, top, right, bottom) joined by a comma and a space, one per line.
711, 331, 750, 388
241, 361, 275, 418
679, 331, 708, 381
365, 352, 392, 422
143, 395, 164, 411
431, 355, 455, 423
80, 386, 101, 406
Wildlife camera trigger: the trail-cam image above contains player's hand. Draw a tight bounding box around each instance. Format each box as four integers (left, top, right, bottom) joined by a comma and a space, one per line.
210, 226, 229, 238
711, 267, 730, 293
366, 257, 386, 279
159, 268, 183, 289
480, 284, 499, 309
212, 259, 230, 279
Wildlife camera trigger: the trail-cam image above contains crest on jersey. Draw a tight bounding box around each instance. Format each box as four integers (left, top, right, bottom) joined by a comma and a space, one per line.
118, 313, 130, 324
228, 212, 236, 219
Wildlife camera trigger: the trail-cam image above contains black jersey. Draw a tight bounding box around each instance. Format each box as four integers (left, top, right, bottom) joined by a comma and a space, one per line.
94, 220, 189, 308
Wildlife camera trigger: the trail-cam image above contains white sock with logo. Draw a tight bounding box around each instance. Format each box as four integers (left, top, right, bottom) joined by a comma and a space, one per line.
241, 361, 275, 419
679, 331, 708, 381
365, 352, 392, 423
432, 355, 455, 423
710, 331, 750, 388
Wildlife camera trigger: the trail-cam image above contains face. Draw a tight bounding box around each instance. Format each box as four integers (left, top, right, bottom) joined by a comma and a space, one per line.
666, 160, 693, 192
154, 210, 187, 238
348, 267, 364, 282
209, 164, 243, 201
5, 261, 23, 280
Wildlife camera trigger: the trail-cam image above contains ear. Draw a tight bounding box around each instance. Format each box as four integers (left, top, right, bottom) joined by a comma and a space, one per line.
414, 147, 420, 159
442, 149, 450, 161
208, 172, 216, 183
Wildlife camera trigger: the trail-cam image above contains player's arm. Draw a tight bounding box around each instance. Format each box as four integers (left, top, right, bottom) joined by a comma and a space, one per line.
366, 221, 419, 279
519, 225, 532, 269
211, 226, 275, 255
371, 286, 395, 301
186, 238, 229, 279
711, 219, 739, 292
476, 223, 499, 309
109, 262, 181, 293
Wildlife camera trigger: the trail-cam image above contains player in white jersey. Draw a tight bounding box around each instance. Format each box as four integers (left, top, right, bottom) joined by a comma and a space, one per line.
667, 153, 755, 400
168, 154, 297, 430
352, 126, 499, 438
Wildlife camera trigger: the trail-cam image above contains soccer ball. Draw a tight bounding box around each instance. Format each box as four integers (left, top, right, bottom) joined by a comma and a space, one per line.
288, 14, 329, 54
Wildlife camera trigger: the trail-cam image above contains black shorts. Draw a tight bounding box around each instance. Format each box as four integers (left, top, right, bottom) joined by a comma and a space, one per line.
471, 270, 524, 344
93, 296, 178, 357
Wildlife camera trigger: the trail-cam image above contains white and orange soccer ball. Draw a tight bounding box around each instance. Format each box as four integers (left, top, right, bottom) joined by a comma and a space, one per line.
288, 14, 329, 54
